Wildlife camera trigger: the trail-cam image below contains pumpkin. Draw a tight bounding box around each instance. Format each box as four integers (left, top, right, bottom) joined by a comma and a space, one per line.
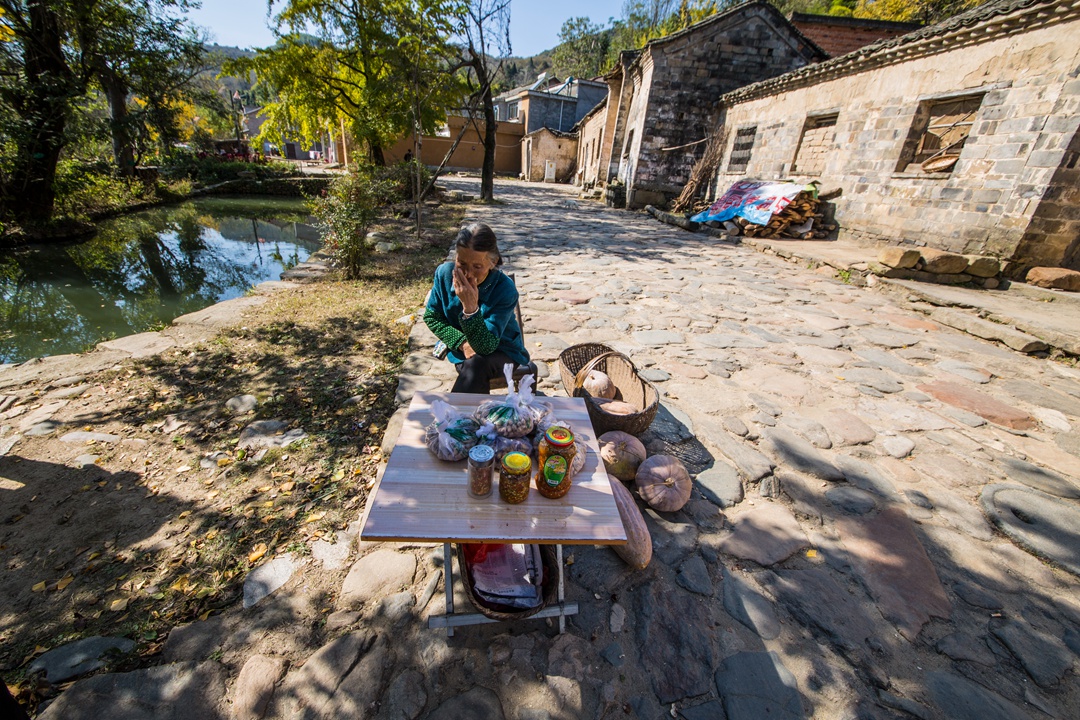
583, 370, 617, 399
599, 431, 647, 482
609, 474, 652, 569
590, 398, 638, 416
635, 455, 691, 513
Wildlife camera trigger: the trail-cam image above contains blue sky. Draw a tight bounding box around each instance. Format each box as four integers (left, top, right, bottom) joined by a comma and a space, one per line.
188, 0, 626, 56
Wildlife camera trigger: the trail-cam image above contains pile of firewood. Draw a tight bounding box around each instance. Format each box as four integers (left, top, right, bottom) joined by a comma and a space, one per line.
709, 190, 837, 240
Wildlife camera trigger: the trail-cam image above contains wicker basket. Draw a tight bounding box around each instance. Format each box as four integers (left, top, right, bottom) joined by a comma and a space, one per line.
457, 544, 558, 621
557, 343, 659, 436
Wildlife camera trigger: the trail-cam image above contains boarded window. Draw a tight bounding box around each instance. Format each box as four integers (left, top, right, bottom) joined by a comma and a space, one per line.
792, 113, 838, 176
897, 94, 984, 172
727, 126, 757, 174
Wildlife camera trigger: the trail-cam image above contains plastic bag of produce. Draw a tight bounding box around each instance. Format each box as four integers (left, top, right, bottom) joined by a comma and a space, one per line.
425, 399, 481, 461
475, 365, 537, 438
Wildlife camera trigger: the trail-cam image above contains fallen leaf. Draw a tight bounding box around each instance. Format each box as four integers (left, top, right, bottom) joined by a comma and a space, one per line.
56, 575, 74, 591
198, 610, 211, 621
257, 485, 272, 492
31, 581, 46, 593
280, 481, 295, 492
110, 598, 128, 612
217, 457, 232, 467
305, 511, 326, 524
248, 543, 267, 563
205, 530, 218, 541
178, 510, 191, 519
207, 491, 219, 499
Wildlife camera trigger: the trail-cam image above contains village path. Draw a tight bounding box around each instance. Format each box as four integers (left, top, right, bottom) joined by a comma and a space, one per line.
417, 175, 1080, 719
23, 176, 1080, 720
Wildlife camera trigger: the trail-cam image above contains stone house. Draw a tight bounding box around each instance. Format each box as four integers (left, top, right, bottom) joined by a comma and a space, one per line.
597, 0, 827, 208
521, 128, 578, 183
575, 99, 609, 188
494, 75, 608, 134
709, 0, 1080, 274
787, 12, 922, 57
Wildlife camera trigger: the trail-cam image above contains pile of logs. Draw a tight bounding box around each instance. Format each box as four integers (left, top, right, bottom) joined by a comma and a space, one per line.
708, 190, 837, 240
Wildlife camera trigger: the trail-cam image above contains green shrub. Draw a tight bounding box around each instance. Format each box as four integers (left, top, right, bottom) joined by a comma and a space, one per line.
308, 164, 390, 279
375, 160, 432, 204
161, 150, 301, 184
53, 160, 151, 219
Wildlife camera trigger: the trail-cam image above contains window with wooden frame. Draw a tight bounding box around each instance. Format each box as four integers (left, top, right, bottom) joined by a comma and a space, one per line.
727, 126, 757, 174
792, 113, 838, 176
896, 94, 984, 173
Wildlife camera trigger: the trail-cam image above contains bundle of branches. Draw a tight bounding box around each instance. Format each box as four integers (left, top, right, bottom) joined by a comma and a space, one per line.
722, 190, 837, 240
670, 127, 728, 214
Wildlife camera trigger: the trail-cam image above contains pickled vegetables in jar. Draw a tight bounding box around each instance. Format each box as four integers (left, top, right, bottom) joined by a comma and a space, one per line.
499, 452, 532, 504
535, 426, 576, 499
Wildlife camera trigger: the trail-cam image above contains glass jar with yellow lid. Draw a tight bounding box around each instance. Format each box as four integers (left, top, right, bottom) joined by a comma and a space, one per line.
535, 426, 576, 499
499, 451, 532, 504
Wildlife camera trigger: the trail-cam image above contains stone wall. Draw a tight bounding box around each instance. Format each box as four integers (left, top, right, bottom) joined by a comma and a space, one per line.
619, 2, 824, 208
523, 94, 580, 133
712, 13, 1080, 272
202, 177, 331, 197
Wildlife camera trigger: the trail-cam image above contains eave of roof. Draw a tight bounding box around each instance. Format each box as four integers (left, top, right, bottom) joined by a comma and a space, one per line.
721, 0, 1078, 106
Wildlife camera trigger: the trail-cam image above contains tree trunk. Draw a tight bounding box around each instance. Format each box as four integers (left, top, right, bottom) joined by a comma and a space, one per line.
8, 2, 71, 224
479, 72, 496, 201
370, 144, 386, 166
101, 67, 135, 178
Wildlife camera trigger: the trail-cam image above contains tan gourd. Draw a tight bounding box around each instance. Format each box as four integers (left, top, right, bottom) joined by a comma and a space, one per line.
599, 431, 647, 482
583, 369, 617, 399
608, 474, 652, 569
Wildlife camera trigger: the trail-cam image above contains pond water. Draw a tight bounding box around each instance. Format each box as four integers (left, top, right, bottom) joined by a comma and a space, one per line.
0, 197, 322, 364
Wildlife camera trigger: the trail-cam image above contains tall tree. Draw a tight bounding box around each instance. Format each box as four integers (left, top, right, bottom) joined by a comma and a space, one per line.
457, 0, 511, 202
233, 0, 465, 166
0, 0, 88, 223
80, 0, 206, 176
552, 17, 609, 79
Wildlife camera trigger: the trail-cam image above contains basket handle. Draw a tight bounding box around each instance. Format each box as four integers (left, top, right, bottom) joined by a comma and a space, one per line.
573, 351, 639, 392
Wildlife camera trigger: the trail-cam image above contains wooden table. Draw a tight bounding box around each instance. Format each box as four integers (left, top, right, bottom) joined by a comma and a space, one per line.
360, 391, 627, 635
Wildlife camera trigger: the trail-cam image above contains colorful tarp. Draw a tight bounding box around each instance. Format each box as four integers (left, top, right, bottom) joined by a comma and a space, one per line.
691, 180, 807, 226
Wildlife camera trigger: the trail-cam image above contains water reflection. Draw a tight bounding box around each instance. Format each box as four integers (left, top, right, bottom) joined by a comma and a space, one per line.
0, 197, 321, 363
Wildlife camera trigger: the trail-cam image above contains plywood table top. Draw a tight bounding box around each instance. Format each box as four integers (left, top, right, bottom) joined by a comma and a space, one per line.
360, 391, 628, 546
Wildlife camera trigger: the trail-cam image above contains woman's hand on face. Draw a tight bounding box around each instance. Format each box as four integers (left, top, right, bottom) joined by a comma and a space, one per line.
461, 342, 476, 359
452, 266, 480, 315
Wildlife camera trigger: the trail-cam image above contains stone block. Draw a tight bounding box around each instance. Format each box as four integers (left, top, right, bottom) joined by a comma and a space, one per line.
919, 248, 969, 274
964, 255, 1000, 278
1026, 267, 1080, 292
877, 246, 920, 269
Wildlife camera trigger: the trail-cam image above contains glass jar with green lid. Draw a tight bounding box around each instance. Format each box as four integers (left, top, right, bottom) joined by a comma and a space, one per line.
499, 451, 532, 504
535, 426, 576, 499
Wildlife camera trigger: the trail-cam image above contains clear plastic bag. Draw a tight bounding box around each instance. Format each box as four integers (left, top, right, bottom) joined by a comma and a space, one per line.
425, 399, 481, 462
475, 365, 537, 439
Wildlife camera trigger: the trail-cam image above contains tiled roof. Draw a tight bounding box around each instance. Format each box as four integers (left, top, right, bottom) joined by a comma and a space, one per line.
722, 0, 1078, 105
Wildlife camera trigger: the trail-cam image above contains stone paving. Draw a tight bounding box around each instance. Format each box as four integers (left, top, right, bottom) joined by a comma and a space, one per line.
24, 177, 1080, 719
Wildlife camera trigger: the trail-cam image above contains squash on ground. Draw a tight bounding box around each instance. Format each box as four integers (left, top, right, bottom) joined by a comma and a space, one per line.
608, 474, 652, 569
599, 431, 647, 482
635, 455, 691, 512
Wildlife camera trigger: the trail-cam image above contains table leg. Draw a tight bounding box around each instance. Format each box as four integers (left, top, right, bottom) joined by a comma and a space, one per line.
443, 542, 454, 638
557, 544, 565, 634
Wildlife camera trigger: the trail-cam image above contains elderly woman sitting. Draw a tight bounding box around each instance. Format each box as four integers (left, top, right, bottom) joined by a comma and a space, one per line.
423, 222, 531, 394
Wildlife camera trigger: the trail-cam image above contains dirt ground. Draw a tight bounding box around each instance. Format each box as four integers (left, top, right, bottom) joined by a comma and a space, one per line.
0, 198, 464, 712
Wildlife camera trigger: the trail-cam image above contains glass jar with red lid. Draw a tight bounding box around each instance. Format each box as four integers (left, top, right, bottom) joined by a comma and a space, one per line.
535, 426, 577, 499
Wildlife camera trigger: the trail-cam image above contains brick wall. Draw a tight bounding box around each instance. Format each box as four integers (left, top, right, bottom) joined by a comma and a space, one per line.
619, 3, 823, 208
791, 21, 917, 57
712, 16, 1080, 270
